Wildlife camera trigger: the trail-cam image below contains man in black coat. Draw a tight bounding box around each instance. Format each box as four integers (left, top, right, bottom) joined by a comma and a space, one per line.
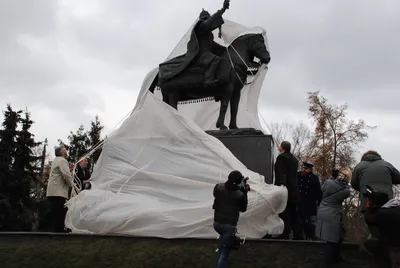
298, 162, 322, 240
213, 170, 249, 268
274, 141, 303, 240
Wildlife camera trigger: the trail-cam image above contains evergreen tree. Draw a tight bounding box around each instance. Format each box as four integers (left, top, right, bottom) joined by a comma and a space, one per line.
32, 138, 49, 203
14, 110, 42, 173
0, 106, 43, 231
14, 110, 42, 226
87, 115, 104, 171
0, 105, 22, 231
67, 125, 90, 164
58, 116, 104, 170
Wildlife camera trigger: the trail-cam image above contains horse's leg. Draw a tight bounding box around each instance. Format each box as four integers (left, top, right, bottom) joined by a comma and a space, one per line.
229, 89, 241, 129
216, 85, 233, 130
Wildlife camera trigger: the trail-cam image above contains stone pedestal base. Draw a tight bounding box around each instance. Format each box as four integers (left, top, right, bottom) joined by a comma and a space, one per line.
206, 128, 275, 184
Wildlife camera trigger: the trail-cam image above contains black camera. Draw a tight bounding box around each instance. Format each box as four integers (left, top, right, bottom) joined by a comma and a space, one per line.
238, 177, 250, 193
363, 185, 374, 199
363, 185, 390, 210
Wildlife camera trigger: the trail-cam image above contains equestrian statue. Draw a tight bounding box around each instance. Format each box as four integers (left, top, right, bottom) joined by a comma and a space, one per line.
149, 0, 271, 130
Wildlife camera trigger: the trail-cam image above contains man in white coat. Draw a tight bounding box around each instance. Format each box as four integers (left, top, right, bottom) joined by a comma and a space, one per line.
46, 146, 74, 232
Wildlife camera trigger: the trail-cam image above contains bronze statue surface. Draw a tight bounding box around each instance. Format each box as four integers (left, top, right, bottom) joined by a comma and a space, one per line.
158, 0, 230, 87
150, 0, 271, 130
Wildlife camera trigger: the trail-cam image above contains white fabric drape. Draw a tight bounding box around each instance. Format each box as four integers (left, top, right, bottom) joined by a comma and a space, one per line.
65, 19, 286, 238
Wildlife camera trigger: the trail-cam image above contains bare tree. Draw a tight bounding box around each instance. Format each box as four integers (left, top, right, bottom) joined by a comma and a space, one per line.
341, 188, 370, 243
266, 121, 314, 161
266, 121, 293, 148
307, 91, 375, 179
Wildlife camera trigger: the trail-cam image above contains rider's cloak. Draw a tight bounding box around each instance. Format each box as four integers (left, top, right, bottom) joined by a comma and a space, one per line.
158, 9, 225, 84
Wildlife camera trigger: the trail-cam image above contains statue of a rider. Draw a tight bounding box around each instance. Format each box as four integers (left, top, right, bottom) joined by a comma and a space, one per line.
158, 0, 230, 88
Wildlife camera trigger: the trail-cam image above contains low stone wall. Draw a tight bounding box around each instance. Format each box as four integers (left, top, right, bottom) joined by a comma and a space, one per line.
0, 232, 377, 268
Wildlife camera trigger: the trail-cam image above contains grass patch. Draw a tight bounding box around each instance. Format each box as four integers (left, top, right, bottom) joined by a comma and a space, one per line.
0, 234, 378, 268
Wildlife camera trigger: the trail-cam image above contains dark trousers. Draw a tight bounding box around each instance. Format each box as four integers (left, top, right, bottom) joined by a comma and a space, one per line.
324, 242, 342, 267
301, 215, 317, 240
46, 196, 67, 233
279, 202, 303, 239
363, 210, 381, 238
214, 222, 237, 268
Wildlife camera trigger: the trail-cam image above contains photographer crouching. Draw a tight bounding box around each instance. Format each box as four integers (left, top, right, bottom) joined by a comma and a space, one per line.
213, 170, 249, 268
363, 185, 400, 268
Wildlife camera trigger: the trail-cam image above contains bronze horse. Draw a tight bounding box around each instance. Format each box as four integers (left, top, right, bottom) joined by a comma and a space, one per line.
149, 33, 271, 130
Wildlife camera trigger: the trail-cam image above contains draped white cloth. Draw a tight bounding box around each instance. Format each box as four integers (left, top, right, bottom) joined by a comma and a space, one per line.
65, 19, 287, 238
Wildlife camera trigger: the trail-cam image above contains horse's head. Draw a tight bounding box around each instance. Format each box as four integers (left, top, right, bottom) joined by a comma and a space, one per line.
244, 34, 271, 66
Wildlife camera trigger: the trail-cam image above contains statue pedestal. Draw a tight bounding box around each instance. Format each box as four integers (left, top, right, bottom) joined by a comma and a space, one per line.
206, 128, 275, 184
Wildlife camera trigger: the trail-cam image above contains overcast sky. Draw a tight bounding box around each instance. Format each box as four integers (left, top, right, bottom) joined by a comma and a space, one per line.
1, 0, 399, 168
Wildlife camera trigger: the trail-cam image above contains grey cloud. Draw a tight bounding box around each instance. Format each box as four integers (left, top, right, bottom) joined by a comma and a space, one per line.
1, 0, 400, 167
266, 2, 400, 111
0, 0, 56, 39
307, 6, 400, 88
62, 0, 201, 70
222, 1, 400, 112
0, 0, 105, 125
0, 0, 62, 95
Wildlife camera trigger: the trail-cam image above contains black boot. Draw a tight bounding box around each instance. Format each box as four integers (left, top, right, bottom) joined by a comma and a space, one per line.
333, 243, 344, 263
324, 242, 335, 267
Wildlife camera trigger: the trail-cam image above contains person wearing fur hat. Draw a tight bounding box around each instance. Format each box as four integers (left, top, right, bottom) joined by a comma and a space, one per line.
316, 168, 351, 267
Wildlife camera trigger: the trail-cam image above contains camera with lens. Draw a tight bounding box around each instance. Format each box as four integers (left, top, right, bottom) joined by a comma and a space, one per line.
363, 185, 379, 210
238, 177, 250, 193
363, 185, 374, 199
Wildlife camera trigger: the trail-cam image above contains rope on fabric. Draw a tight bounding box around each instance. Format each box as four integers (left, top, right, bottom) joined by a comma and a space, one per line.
220, 41, 272, 243
104, 107, 176, 193
97, 116, 186, 233
69, 107, 134, 198
226, 46, 251, 86
66, 106, 178, 232
241, 181, 266, 244
114, 126, 185, 196
67, 37, 274, 239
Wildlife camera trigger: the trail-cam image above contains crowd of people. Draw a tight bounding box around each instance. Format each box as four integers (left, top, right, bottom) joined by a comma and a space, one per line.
212, 141, 400, 268
272, 141, 400, 267
43, 142, 400, 267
